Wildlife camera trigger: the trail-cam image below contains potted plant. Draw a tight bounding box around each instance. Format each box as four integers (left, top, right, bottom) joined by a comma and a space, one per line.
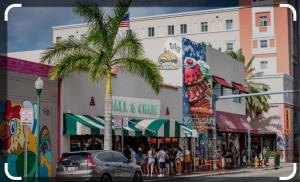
266, 151, 277, 166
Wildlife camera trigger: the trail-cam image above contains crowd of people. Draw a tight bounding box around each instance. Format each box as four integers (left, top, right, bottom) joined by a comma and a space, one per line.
122, 145, 195, 177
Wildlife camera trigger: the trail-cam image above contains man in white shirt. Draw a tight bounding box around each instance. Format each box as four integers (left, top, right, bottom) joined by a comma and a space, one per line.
157, 147, 167, 177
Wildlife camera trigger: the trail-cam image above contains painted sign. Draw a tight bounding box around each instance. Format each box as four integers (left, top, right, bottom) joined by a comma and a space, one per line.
112, 96, 161, 119
0, 100, 52, 178
182, 38, 213, 131
284, 108, 292, 136
158, 38, 182, 70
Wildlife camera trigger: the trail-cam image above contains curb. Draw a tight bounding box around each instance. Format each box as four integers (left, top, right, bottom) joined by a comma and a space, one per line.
144, 170, 251, 181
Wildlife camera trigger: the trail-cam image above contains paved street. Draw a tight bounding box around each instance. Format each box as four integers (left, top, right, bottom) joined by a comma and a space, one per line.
145, 163, 299, 182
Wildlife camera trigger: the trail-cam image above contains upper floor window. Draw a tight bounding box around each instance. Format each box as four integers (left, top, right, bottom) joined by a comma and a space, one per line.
56, 36, 62, 43
260, 16, 268, 26
80, 34, 86, 40
225, 19, 233, 30
232, 89, 241, 103
260, 40, 268, 48
226, 42, 234, 51
201, 22, 208, 32
180, 24, 187, 34
168, 25, 174, 35
148, 27, 155, 37
260, 61, 268, 69
213, 83, 223, 96
68, 35, 75, 39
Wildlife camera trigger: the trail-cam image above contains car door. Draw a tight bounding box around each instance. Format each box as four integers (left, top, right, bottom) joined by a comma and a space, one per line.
112, 152, 133, 178
96, 152, 118, 178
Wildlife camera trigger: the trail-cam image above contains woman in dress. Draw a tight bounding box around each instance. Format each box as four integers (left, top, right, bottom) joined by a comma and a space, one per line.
147, 147, 155, 177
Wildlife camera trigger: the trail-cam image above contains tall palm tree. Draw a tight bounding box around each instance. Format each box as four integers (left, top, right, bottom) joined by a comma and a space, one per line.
225, 49, 270, 120
41, 0, 163, 150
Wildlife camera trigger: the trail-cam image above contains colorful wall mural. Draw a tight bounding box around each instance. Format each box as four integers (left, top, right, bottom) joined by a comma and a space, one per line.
182, 38, 213, 131
0, 100, 52, 179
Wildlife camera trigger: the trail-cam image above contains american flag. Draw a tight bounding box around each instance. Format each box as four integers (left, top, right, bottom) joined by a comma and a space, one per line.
119, 13, 129, 28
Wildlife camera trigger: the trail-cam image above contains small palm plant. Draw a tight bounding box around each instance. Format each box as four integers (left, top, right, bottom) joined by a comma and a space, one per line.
226, 49, 270, 120
41, 0, 163, 150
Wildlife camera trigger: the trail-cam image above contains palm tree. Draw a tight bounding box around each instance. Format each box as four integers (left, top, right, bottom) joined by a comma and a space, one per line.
41, 0, 163, 150
225, 49, 270, 120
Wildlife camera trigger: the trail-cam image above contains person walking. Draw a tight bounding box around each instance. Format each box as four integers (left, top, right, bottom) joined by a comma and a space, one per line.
183, 148, 191, 173
130, 147, 136, 164
123, 145, 131, 161
175, 148, 183, 175
136, 147, 143, 166
147, 147, 155, 177
157, 146, 167, 177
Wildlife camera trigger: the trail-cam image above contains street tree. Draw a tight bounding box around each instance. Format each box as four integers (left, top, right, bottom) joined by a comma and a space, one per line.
41, 0, 163, 150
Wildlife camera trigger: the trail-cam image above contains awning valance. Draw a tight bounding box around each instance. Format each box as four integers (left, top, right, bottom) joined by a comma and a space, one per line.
213, 76, 231, 88
216, 111, 256, 133
232, 82, 248, 93
63, 113, 194, 137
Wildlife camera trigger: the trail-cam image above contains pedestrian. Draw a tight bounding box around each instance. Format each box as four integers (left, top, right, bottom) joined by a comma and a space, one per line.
175, 147, 183, 175
130, 147, 136, 164
183, 148, 191, 173
123, 145, 131, 161
157, 146, 167, 177
136, 147, 143, 166
165, 149, 171, 176
147, 147, 155, 177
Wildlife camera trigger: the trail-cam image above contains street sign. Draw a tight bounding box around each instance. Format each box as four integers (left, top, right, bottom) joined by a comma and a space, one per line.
20, 108, 33, 125
123, 117, 129, 128
114, 117, 122, 129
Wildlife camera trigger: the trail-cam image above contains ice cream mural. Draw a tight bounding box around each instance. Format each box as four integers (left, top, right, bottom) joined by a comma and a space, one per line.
182, 38, 213, 130
0, 100, 52, 179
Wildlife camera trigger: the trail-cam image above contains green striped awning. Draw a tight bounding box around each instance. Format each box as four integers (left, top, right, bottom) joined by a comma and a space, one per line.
64, 113, 195, 137
63, 113, 142, 136
131, 119, 193, 137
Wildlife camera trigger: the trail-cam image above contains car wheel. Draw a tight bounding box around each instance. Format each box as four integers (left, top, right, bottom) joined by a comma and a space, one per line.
133, 172, 143, 182
101, 174, 112, 182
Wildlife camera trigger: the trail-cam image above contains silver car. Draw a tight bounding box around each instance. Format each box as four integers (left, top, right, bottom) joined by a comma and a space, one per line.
56, 150, 143, 182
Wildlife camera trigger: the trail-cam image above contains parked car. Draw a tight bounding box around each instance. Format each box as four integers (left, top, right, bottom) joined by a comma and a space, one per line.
56, 150, 143, 182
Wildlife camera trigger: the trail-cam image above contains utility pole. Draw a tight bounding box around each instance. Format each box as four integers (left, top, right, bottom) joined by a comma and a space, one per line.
211, 90, 300, 170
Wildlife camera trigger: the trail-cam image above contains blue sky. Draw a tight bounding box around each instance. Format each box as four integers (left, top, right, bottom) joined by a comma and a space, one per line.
5, 0, 240, 52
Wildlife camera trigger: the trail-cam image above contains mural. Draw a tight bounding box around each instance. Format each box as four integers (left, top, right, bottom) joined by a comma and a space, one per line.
182, 38, 213, 131
0, 100, 52, 179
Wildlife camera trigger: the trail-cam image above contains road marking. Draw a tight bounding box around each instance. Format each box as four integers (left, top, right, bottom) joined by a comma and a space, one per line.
4, 163, 22, 180
4, 3, 22, 21
279, 4, 297, 21
279, 163, 297, 180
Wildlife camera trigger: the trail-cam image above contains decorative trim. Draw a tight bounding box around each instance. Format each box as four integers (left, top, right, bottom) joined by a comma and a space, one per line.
0, 55, 52, 77
161, 83, 179, 90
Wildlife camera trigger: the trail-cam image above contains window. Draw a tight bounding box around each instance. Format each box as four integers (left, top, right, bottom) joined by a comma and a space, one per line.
201, 22, 208, 32
80, 34, 86, 41
111, 152, 128, 163
56, 36, 62, 43
260, 16, 268, 26
260, 61, 268, 69
225, 19, 233, 30
232, 89, 241, 103
168, 25, 174, 35
148, 27, 155, 37
180, 24, 187, 34
68, 35, 75, 39
126, 29, 132, 36
96, 152, 112, 162
260, 40, 268, 48
213, 83, 223, 96
226, 42, 234, 51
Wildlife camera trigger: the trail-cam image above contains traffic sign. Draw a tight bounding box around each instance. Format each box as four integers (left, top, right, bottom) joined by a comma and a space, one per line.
114, 117, 122, 129
20, 108, 33, 125
123, 117, 129, 128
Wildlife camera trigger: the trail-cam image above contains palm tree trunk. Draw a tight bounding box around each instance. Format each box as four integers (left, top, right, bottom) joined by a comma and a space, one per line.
104, 71, 112, 150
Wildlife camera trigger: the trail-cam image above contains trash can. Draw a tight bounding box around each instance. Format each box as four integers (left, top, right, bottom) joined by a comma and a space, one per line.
275, 154, 280, 169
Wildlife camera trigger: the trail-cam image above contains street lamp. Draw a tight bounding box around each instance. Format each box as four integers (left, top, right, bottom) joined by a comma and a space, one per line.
35, 77, 43, 178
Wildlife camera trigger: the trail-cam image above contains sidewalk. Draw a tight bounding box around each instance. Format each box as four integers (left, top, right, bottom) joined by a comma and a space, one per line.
144, 162, 292, 181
